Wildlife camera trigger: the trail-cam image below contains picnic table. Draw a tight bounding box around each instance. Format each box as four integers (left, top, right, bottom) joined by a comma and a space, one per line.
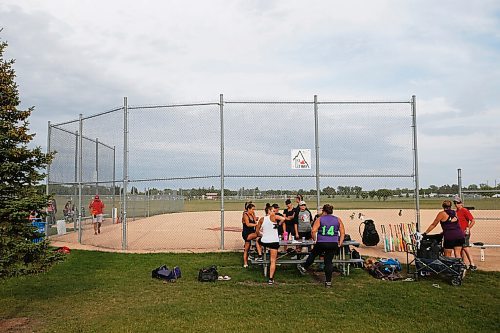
249, 239, 364, 277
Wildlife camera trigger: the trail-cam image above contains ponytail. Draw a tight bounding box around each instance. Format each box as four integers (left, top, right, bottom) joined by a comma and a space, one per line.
265, 203, 272, 214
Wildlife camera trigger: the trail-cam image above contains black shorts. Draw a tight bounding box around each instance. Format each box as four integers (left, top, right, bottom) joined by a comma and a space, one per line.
242, 231, 255, 242
443, 238, 465, 249
298, 231, 312, 240
258, 240, 280, 250
463, 233, 471, 247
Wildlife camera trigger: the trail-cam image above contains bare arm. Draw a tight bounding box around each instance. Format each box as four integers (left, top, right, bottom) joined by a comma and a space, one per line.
468, 218, 475, 229
311, 218, 321, 242
338, 218, 345, 246
255, 217, 264, 235
424, 212, 444, 234
243, 213, 257, 228
275, 215, 286, 224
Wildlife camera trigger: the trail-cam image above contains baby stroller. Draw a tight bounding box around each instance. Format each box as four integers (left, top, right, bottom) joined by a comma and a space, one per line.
406, 233, 466, 286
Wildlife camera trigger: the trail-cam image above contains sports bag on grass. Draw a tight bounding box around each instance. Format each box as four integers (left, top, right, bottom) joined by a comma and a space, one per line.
359, 219, 380, 246
152, 265, 181, 281
198, 265, 218, 282
351, 249, 363, 268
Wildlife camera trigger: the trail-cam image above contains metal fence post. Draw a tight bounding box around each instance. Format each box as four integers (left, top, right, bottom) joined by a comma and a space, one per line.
314, 95, 321, 212
411, 95, 421, 231
74, 130, 78, 230
112, 145, 116, 223
45, 121, 51, 236
122, 97, 129, 250
458, 168, 462, 200
220, 93, 225, 250
95, 138, 99, 195
78, 114, 83, 244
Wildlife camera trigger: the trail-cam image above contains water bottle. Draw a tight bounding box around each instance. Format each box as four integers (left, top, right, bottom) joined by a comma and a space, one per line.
283, 231, 288, 241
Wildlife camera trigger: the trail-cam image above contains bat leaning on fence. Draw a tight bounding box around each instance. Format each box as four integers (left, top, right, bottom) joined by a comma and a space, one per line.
381, 225, 388, 252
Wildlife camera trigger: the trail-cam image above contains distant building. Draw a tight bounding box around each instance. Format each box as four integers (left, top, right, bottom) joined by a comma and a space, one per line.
204, 193, 218, 200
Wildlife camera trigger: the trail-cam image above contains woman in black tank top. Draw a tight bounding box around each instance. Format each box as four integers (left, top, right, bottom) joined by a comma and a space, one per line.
242, 203, 262, 267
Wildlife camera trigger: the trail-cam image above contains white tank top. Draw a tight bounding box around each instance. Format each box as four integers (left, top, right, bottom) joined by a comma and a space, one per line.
261, 215, 279, 243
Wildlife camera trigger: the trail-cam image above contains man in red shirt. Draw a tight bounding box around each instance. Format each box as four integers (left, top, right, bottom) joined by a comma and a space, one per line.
454, 197, 476, 270
89, 195, 105, 235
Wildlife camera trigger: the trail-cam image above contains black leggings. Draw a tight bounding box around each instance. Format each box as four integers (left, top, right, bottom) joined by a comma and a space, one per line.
303, 242, 339, 282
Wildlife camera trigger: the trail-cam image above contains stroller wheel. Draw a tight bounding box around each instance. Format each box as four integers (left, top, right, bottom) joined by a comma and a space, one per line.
451, 278, 462, 286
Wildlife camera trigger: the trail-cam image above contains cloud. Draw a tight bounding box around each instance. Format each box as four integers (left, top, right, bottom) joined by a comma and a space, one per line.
1, 0, 499, 188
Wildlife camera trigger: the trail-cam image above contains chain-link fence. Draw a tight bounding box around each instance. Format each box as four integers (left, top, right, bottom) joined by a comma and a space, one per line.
47, 95, 420, 251
457, 169, 500, 244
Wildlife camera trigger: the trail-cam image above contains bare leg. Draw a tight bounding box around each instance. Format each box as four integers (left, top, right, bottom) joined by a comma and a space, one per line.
443, 249, 453, 257
269, 249, 278, 279
461, 247, 474, 266
93, 223, 98, 235
243, 241, 251, 266
453, 246, 462, 259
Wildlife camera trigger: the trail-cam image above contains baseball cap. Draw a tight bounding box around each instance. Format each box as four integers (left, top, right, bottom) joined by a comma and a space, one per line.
272, 203, 280, 209
94, 195, 100, 199
453, 196, 462, 204
299, 201, 306, 206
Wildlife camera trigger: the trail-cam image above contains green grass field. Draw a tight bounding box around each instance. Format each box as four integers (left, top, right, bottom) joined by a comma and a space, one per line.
1, 251, 499, 332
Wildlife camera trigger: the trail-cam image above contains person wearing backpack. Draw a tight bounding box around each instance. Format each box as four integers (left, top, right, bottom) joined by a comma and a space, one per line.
297, 204, 345, 287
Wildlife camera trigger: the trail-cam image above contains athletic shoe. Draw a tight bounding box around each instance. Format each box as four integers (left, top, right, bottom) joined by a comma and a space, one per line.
243, 264, 249, 268
325, 282, 332, 288
256, 256, 264, 262
297, 264, 307, 275
268, 279, 274, 285
469, 265, 477, 271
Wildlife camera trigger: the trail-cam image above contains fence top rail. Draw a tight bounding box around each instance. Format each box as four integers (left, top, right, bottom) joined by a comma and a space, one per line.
225, 100, 412, 104
129, 175, 221, 183
51, 106, 123, 126
51, 126, 114, 150
318, 101, 412, 105
81, 106, 124, 121
128, 102, 220, 110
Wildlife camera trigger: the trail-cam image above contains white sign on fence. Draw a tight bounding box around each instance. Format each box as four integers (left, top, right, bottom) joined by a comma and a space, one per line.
291, 149, 311, 169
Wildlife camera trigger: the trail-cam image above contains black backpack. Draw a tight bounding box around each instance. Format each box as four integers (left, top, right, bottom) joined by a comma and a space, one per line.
359, 219, 380, 246
351, 248, 363, 268
198, 265, 219, 282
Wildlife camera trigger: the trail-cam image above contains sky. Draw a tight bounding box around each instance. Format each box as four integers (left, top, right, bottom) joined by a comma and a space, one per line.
1, 0, 499, 190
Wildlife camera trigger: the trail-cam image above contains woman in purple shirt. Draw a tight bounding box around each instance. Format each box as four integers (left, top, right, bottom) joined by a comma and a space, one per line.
298, 204, 345, 287
423, 200, 465, 258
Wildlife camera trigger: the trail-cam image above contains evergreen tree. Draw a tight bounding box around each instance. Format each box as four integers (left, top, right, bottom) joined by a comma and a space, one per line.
0, 39, 62, 277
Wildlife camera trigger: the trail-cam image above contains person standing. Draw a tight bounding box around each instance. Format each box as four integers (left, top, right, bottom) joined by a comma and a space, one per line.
454, 197, 477, 270
272, 203, 284, 237
46, 199, 56, 225
298, 204, 345, 287
283, 199, 298, 240
423, 200, 464, 258
89, 195, 105, 235
255, 203, 286, 285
